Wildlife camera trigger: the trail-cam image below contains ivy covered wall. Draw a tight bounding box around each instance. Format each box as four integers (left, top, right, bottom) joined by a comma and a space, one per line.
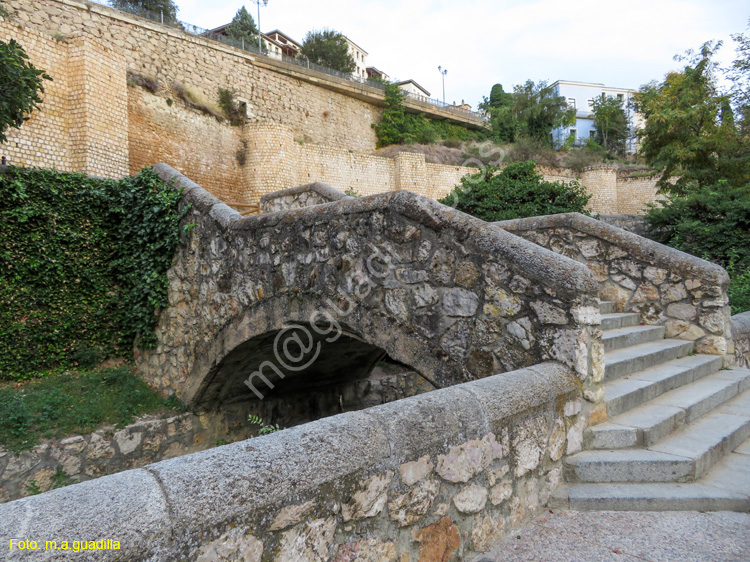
0, 166, 186, 380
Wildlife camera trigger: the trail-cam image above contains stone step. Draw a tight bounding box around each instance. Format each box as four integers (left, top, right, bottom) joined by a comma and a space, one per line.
565, 390, 750, 483
551, 436, 750, 511
603, 325, 666, 352
604, 354, 723, 417
601, 312, 640, 331
600, 301, 616, 314
604, 339, 695, 381
587, 367, 750, 449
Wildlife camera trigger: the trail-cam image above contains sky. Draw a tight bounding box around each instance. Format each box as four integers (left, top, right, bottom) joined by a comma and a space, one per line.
175, 0, 748, 108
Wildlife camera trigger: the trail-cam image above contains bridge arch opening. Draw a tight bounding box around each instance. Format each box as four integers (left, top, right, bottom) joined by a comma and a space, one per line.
192, 323, 434, 426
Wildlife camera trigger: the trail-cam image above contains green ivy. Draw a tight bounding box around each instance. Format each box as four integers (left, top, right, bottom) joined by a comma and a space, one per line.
0, 166, 187, 380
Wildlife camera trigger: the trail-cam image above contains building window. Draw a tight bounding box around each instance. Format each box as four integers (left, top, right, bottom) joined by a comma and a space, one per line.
569, 128, 577, 142
617, 93, 624, 101
567, 97, 576, 110
589, 130, 596, 139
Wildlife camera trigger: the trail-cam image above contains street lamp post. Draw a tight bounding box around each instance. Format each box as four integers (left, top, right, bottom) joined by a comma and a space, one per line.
438, 66, 447, 104
251, 0, 268, 52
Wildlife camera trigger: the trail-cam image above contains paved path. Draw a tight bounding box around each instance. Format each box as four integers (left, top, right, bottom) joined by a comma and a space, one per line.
479, 510, 750, 562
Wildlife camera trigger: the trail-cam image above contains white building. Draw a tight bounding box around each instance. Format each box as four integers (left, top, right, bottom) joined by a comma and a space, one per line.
395, 80, 431, 102
550, 80, 643, 153
344, 36, 368, 80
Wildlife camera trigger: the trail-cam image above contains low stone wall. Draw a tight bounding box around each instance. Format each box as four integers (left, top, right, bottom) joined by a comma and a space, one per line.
259, 182, 350, 213
0, 365, 435, 505
0, 362, 584, 561
732, 312, 750, 368
0, 412, 251, 504
496, 213, 732, 357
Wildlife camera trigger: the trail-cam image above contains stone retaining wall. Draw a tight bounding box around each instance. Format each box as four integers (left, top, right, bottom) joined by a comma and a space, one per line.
732, 312, 750, 368
496, 213, 732, 358
0, 362, 584, 561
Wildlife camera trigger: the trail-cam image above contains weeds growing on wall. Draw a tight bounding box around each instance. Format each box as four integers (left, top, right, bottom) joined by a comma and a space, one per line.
0, 166, 188, 380
218, 87, 246, 126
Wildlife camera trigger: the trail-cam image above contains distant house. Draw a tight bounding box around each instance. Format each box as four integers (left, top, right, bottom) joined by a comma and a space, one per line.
366, 66, 389, 82
550, 80, 642, 153
396, 80, 431, 102
343, 36, 368, 80
264, 30, 302, 58
454, 100, 472, 112
205, 24, 301, 60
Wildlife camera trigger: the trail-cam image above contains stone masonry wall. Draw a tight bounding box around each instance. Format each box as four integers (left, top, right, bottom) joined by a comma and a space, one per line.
0, 413, 250, 504
0, 362, 586, 562
732, 312, 750, 368
0, 19, 129, 177
497, 213, 733, 359
140, 165, 603, 423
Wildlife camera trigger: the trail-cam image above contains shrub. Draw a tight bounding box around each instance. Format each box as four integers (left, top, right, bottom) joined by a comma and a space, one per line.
439, 160, 591, 222
218, 87, 246, 126
645, 180, 750, 313
373, 83, 483, 147
0, 166, 187, 379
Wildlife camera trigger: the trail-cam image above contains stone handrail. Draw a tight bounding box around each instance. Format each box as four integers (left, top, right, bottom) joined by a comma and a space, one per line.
496, 212, 732, 357
732, 312, 750, 368
258, 182, 351, 213
0, 362, 583, 561
136, 165, 604, 417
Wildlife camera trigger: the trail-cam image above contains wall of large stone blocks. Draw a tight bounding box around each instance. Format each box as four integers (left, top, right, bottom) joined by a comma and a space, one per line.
128, 88, 248, 203
6, 0, 381, 155
617, 175, 665, 214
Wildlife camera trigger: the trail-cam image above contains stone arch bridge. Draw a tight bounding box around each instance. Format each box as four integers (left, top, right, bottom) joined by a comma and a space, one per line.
136, 165, 602, 412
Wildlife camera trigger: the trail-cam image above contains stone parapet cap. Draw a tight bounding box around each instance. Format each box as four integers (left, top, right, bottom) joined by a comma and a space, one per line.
495, 212, 729, 287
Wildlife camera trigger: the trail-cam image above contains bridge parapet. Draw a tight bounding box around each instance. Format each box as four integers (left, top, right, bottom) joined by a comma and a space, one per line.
496, 213, 732, 359
138, 166, 602, 419
259, 182, 351, 214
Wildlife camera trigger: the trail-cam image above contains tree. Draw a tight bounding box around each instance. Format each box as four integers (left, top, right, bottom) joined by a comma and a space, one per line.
300, 29, 356, 74
0, 39, 51, 144
224, 6, 265, 50
591, 94, 628, 155
633, 41, 748, 193
512, 80, 575, 145
109, 0, 179, 25
438, 161, 590, 221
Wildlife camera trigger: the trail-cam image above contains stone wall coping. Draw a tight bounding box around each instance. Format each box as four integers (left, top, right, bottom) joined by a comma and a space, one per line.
732, 312, 750, 339
154, 164, 599, 298
0, 362, 576, 560
259, 182, 352, 206
495, 212, 729, 287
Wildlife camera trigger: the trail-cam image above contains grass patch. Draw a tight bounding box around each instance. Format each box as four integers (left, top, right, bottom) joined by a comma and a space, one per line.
173, 81, 225, 122
0, 365, 183, 452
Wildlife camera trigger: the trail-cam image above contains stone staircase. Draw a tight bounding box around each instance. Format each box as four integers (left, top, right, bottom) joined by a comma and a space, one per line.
553, 300, 750, 511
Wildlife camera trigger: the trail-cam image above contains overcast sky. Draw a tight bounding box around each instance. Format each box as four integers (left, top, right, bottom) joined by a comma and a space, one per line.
175, 0, 748, 108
